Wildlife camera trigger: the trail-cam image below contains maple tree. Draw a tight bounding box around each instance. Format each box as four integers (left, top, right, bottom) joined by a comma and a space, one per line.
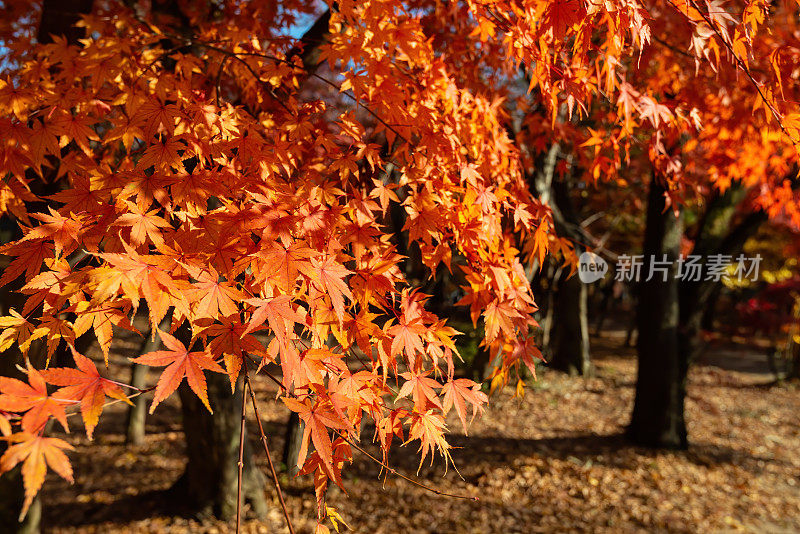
0, 0, 799, 531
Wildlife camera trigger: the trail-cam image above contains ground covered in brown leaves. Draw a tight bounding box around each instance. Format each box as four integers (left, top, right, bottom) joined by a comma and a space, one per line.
41, 331, 800, 533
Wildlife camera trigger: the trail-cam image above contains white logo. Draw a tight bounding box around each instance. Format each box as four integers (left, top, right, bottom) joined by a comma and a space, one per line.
578, 251, 608, 284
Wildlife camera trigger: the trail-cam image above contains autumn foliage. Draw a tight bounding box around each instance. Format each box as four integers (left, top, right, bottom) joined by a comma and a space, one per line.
0, 0, 798, 530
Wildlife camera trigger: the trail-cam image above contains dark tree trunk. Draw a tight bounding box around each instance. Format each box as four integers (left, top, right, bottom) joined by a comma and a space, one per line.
548, 271, 593, 376
545, 175, 593, 376
172, 373, 268, 520
281, 411, 305, 476
699, 283, 722, 331
592, 278, 615, 335
680, 208, 768, 361
628, 177, 688, 449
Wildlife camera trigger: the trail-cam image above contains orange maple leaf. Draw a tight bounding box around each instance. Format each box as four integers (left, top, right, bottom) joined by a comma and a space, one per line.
24, 208, 83, 257
41, 348, 132, 440
309, 256, 353, 324
0, 432, 74, 520
114, 201, 170, 247
406, 410, 451, 472
484, 299, 520, 342
441, 378, 488, 433
283, 397, 350, 477
397, 371, 443, 411
131, 330, 224, 413
203, 316, 268, 387
0, 364, 69, 433
185, 264, 245, 320
0, 239, 54, 288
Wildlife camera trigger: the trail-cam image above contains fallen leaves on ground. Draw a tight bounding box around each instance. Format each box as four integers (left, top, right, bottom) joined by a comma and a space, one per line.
40, 332, 800, 533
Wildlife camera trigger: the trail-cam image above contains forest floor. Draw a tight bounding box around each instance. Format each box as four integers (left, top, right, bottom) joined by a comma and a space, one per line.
40, 329, 800, 534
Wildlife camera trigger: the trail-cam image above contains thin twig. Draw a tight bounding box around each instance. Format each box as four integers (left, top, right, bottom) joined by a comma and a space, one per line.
235, 375, 247, 534
330, 428, 478, 501
243, 359, 296, 534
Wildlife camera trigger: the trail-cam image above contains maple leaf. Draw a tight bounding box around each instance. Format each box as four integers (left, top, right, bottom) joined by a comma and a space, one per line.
369, 178, 399, 215
0, 432, 73, 520
131, 330, 225, 413
0, 364, 69, 433
441, 378, 488, 433
136, 136, 185, 171
99, 246, 182, 325
638, 96, 673, 129
511, 336, 544, 377
246, 294, 304, 340
204, 316, 267, 387
135, 97, 181, 139
71, 301, 136, 364
185, 264, 245, 320
0, 309, 38, 354
484, 299, 521, 342
51, 111, 99, 154
0, 239, 54, 288
406, 410, 451, 472
41, 348, 132, 440
547, 0, 585, 40
387, 318, 426, 365
24, 208, 83, 257
397, 372, 443, 411
32, 316, 76, 364
531, 222, 549, 267
0, 78, 35, 120
283, 397, 350, 477
309, 256, 353, 324
114, 200, 170, 247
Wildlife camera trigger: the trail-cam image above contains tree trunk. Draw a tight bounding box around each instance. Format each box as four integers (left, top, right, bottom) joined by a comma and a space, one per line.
790, 343, 800, 380
628, 177, 688, 449
125, 362, 149, 446
126, 316, 170, 445
699, 283, 722, 331
546, 176, 593, 376
172, 373, 269, 520
548, 271, 593, 376
281, 411, 305, 476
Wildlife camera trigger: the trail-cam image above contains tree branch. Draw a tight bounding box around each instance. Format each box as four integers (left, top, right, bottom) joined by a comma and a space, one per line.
243, 359, 296, 534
